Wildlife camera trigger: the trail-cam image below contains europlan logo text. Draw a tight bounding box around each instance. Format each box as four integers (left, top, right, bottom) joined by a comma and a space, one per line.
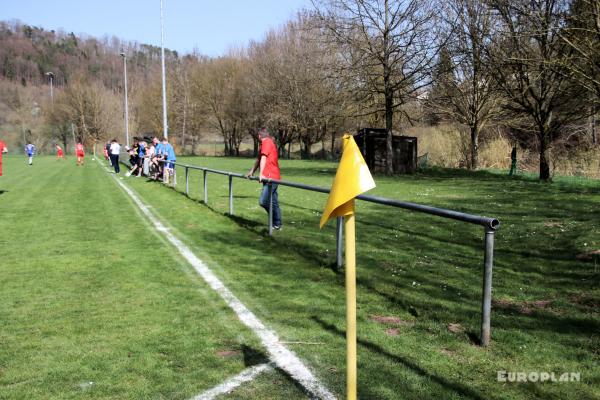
497, 371, 581, 383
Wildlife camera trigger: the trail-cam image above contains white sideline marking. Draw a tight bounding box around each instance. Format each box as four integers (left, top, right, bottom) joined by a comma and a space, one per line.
100, 162, 336, 400
191, 363, 271, 400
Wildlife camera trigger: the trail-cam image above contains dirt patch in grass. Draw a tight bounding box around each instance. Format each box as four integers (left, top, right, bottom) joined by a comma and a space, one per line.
216, 350, 241, 357
385, 328, 400, 336
493, 298, 553, 315
543, 221, 564, 228
575, 249, 600, 261
370, 315, 415, 327
439, 348, 457, 357
447, 323, 464, 333
569, 293, 600, 311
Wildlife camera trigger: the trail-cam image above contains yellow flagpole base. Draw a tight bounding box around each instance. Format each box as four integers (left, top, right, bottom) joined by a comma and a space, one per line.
345, 211, 357, 400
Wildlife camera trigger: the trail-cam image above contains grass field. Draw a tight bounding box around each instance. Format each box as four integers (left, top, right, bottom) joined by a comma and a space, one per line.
1, 154, 599, 399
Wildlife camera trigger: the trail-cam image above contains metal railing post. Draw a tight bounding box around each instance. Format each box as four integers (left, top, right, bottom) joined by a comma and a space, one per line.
481, 228, 495, 347
203, 170, 208, 203
268, 182, 273, 236
336, 216, 344, 270
185, 167, 189, 196
228, 175, 234, 215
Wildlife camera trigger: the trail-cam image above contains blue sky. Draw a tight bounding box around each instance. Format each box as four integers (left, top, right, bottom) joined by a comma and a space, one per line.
0, 0, 313, 56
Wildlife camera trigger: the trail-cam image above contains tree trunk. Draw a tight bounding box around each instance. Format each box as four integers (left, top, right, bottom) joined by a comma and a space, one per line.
470, 124, 479, 170
383, 0, 394, 175
385, 91, 394, 175
302, 140, 311, 159
330, 130, 335, 159
539, 131, 551, 181
591, 104, 597, 145
252, 135, 259, 157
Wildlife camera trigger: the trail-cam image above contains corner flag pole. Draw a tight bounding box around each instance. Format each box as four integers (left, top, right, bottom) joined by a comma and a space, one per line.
320, 134, 375, 400
345, 209, 357, 400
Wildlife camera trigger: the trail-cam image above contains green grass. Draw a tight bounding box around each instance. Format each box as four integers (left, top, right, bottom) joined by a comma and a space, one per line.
0, 155, 306, 400
2, 154, 599, 399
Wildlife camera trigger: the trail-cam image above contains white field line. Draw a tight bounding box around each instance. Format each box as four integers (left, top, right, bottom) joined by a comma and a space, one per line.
99, 162, 336, 400
191, 363, 271, 400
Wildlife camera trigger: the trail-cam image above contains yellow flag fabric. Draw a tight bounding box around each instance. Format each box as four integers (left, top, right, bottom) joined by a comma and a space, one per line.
320, 134, 376, 228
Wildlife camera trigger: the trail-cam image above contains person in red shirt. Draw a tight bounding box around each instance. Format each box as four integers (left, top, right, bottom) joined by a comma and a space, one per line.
247, 128, 282, 230
0, 140, 7, 176
56, 144, 64, 159
75, 141, 85, 166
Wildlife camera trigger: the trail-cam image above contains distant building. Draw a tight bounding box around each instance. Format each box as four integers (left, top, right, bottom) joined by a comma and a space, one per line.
354, 128, 417, 174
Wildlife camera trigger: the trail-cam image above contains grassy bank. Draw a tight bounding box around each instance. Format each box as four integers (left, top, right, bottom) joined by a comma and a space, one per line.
121, 156, 599, 399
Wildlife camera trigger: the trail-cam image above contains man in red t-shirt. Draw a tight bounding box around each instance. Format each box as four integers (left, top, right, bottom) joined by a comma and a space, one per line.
247, 128, 282, 230
0, 140, 7, 176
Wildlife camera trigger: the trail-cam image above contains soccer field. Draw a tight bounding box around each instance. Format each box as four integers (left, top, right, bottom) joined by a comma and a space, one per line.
1, 155, 599, 399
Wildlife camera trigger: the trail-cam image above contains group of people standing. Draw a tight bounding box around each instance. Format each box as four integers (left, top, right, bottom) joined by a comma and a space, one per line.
104, 136, 176, 182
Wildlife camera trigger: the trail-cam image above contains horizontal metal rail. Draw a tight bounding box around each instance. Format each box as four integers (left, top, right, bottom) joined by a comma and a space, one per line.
157, 159, 500, 346
161, 161, 499, 230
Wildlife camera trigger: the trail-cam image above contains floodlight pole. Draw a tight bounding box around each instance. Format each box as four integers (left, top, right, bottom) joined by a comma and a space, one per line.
160, 0, 169, 139
46, 72, 54, 102
120, 52, 130, 147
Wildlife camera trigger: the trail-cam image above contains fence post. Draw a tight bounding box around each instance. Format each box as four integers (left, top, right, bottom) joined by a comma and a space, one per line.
336, 216, 344, 270
268, 182, 273, 236
481, 228, 495, 347
185, 167, 189, 196
203, 170, 208, 204
228, 174, 234, 215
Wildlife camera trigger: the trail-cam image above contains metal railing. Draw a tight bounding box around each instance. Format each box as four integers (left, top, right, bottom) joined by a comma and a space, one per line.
156, 160, 499, 347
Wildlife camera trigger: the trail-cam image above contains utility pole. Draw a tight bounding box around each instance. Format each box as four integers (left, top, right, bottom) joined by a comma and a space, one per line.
160, 0, 169, 139
120, 52, 130, 147
46, 72, 54, 101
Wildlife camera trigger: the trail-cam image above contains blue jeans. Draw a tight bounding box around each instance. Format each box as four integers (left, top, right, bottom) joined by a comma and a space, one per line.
259, 183, 281, 227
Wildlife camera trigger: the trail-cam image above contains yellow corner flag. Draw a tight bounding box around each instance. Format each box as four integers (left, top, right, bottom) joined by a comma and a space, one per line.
320, 133, 375, 400
320, 134, 376, 228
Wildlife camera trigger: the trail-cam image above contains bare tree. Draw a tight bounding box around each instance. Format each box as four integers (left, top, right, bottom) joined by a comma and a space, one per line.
55, 78, 119, 156
430, 0, 502, 169
561, 0, 600, 100
312, 0, 441, 174
488, 0, 584, 180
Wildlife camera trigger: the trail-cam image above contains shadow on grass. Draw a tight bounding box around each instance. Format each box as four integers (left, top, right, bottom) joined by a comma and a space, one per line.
311, 316, 486, 400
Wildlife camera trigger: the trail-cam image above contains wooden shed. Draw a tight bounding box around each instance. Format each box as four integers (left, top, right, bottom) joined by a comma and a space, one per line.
354, 128, 417, 174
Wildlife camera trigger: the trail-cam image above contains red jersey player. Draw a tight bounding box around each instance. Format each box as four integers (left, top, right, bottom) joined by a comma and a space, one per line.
56, 144, 64, 159
0, 140, 7, 176
75, 142, 85, 166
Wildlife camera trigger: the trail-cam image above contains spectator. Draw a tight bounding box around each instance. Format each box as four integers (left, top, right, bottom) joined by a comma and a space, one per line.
135, 139, 147, 177
161, 137, 176, 183
246, 128, 282, 230
126, 137, 140, 177
104, 141, 111, 165
109, 139, 121, 174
